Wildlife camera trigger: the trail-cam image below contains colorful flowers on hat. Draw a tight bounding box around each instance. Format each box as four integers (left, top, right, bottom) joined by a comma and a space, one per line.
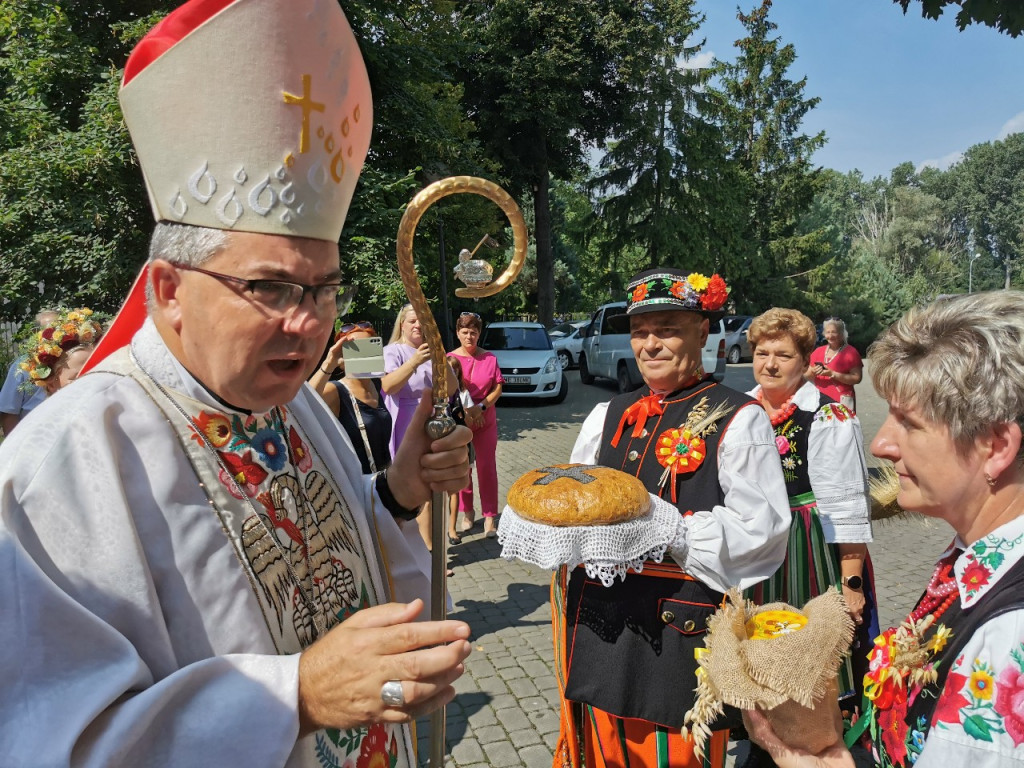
19, 308, 104, 386
700, 274, 728, 310
626, 271, 730, 314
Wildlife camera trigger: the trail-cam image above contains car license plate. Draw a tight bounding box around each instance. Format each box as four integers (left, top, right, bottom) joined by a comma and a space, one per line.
506, 376, 531, 385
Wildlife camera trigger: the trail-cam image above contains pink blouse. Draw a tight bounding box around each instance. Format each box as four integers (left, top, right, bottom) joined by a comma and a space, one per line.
447, 351, 502, 428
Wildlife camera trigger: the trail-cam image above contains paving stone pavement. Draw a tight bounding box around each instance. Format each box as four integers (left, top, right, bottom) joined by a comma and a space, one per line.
417, 365, 953, 767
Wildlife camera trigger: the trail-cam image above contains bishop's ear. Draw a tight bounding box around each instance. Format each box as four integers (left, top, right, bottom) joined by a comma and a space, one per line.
148, 259, 185, 329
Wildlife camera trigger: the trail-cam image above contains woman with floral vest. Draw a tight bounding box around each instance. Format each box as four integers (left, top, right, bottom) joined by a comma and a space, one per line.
744, 291, 1024, 768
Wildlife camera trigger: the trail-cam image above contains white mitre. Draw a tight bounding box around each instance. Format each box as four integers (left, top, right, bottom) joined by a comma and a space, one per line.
119, 0, 371, 241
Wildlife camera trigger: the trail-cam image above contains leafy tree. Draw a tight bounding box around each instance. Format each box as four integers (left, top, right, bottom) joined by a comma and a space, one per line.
712, 0, 827, 312
945, 133, 1024, 290
589, 0, 746, 277
0, 4, 161, 319
893, 0, 1024, 37
455, 0, 637, 327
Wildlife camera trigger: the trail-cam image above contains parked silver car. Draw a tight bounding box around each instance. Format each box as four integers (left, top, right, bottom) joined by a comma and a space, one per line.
723, 315, 753, 364
547, 320, 589, 370
481, 321, 568, 403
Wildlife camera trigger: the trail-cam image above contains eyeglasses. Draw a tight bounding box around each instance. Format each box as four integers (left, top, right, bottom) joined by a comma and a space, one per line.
339, 321, 375, 335
171, 262, 354, 315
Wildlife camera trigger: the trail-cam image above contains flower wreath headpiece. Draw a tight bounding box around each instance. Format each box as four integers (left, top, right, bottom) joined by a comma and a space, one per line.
20, 308, 105, 385
626, 268, 729, 316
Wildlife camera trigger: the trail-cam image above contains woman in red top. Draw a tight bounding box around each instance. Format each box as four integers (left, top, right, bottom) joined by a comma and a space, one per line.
808, 317, 862, 412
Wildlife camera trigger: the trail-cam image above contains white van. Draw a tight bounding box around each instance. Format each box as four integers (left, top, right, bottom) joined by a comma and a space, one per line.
578, 302, 727, 392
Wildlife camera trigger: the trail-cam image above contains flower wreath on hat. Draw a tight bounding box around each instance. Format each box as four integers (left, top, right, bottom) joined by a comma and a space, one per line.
20, 308, 105, 386
627, 272, 729, 314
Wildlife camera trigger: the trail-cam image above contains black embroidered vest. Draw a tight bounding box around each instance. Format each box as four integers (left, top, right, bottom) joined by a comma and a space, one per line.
598, 380, 754, 511
866, 553, 1024, 765
562, 381, 756, 728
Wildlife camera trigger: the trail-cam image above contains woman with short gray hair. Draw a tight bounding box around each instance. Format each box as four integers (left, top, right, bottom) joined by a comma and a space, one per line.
744, 291, 1024, 768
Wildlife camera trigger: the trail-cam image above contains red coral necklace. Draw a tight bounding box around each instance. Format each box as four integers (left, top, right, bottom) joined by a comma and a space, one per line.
756, 391, 797, 426
909, 549, 960, 623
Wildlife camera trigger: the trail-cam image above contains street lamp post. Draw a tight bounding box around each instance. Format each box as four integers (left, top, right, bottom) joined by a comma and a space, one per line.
969, 252, 981, 293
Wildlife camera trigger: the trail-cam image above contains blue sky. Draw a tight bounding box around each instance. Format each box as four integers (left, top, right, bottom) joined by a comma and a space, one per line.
693, 0, 1024, 180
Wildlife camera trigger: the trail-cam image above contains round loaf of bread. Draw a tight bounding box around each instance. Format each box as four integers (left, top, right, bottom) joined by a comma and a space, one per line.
508, 464, 650, 526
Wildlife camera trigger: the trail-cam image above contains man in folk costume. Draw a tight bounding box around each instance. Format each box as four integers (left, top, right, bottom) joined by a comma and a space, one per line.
0, 1, 473, 766
555, 268, 790, 768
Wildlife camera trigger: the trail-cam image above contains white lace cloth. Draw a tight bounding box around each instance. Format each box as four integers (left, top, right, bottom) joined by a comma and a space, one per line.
497, 493, 682, 586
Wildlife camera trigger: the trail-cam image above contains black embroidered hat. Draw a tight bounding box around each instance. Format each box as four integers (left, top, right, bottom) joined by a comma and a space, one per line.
625, 267, 730, 319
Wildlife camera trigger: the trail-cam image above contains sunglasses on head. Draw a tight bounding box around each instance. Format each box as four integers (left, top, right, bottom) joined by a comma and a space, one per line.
339, 321, 375, 334
460, 312, 481, 319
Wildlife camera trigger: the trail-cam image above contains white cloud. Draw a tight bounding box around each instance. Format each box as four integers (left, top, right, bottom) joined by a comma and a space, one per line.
997, 111, 1024, 140
916, 150, 964, 173
917, 111, 1024, 174
683, 50, 715, 70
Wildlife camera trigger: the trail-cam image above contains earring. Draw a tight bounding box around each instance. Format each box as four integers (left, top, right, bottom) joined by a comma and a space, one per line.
985, 473, 997, 488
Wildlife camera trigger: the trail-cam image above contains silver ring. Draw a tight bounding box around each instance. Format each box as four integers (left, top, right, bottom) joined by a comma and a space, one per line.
380, 680, 406, 707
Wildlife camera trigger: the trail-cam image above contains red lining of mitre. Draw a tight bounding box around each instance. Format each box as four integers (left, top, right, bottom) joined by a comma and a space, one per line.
79, 265, 150, 375
122, 0, 236, 85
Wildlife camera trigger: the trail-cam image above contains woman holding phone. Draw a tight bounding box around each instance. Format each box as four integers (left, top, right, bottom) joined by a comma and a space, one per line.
310, 320, 391, 475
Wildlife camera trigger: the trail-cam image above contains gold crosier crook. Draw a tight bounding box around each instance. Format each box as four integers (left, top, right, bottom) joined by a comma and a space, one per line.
395, 176, 528, 768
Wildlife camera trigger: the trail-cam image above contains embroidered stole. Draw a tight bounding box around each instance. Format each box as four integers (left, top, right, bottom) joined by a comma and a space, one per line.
97, 348, 413, 768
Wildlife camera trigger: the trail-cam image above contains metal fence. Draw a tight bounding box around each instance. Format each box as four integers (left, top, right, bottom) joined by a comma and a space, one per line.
0, 322, 21, 373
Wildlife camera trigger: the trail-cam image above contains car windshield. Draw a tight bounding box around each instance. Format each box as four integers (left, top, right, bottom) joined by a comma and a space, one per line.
482, 326, 552, 351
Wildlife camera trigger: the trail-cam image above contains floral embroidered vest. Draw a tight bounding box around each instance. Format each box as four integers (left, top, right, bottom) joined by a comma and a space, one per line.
859, 554, 1024, 766
773, 397, 851, 503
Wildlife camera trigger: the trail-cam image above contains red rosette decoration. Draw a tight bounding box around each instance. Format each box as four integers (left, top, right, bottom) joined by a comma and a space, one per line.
655, 426, 706, 502
38, 352, 59, 366
700, 274, 728, 311
41, 328, 54, 340
59, 334, 81, 350
631, 283, 649, 303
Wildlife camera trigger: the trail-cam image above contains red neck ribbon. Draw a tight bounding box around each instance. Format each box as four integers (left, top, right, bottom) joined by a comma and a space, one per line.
611, 393, 665, 448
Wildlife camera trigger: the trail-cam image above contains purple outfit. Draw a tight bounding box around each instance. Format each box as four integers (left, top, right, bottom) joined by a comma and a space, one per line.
448, 351, 503, 518
383, 342, 433, 458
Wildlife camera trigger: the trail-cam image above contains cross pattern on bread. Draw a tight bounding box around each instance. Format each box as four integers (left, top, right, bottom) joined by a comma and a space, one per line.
532, 465, 597, 486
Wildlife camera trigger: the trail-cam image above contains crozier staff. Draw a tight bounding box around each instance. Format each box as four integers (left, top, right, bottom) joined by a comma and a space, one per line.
0, 1, 472, 766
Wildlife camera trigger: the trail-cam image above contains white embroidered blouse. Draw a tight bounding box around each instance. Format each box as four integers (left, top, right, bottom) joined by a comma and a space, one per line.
916, 516, 1024, 766
748, 381, 873, 544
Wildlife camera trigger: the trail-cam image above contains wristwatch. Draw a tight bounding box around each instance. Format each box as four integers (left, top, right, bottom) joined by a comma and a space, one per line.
842, 574, 863, 590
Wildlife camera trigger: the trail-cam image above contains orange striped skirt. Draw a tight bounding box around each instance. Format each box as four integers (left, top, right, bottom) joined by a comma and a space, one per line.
551, 564, 729, 768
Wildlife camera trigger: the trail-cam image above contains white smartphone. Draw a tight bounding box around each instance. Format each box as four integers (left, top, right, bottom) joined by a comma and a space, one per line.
341, 336, 386, 378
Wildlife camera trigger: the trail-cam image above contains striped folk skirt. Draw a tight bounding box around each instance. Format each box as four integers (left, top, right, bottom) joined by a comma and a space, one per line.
745, 492, 879, 702
551, 566, 729, 768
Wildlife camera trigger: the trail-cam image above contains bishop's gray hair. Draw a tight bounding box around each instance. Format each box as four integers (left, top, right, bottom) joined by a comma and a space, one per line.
145, 222, 230, 308
869, 291, 1024, 452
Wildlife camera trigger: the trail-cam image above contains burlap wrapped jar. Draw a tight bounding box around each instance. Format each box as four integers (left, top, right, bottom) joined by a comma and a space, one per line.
682, 588, 854, 757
